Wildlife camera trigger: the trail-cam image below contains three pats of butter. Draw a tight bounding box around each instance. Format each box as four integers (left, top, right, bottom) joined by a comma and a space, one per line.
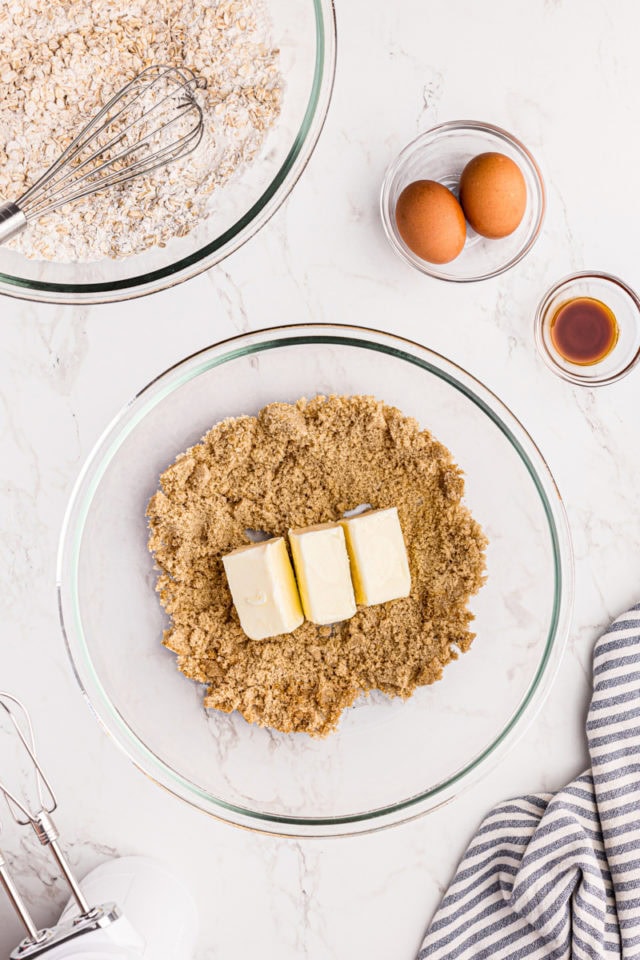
222, 507, 411, 641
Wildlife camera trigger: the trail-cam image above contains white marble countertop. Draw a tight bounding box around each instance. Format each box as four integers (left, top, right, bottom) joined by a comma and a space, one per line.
1, 0, 639, 956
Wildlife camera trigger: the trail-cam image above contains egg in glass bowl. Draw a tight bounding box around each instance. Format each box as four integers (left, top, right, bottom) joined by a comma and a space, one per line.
380, 120, 545, 282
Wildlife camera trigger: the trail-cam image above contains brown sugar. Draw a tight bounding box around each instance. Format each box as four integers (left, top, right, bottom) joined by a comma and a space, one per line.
146, 395, 487, 737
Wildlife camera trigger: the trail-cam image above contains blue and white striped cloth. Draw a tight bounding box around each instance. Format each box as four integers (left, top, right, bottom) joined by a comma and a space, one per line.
418, 604, 640, 960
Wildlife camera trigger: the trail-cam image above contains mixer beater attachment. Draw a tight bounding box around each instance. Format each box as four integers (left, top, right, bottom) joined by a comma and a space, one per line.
0, 693, 120, 958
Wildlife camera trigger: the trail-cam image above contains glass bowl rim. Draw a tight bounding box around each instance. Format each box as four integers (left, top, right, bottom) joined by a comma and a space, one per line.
0, 0, 337, 306
534, 270, 640, 386
380, 119, 546, 283
57, 323, 574, 836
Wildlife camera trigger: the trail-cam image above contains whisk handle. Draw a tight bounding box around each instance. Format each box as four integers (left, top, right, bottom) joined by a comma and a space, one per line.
0, 201, 27, 244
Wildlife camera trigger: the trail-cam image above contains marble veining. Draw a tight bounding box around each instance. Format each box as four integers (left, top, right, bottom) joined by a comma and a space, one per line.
1, 0, 640, 956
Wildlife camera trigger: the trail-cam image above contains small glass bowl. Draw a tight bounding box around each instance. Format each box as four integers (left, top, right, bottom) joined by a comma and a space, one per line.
535, 272, 640, 386
380, 120, 545, 282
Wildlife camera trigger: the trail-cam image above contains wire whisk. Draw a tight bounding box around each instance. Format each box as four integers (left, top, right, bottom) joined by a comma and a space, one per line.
0, 64, 206, 245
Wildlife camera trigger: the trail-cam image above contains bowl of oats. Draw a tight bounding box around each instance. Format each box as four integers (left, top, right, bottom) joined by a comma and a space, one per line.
58, 325, 573, 835
0, 0, 336, 303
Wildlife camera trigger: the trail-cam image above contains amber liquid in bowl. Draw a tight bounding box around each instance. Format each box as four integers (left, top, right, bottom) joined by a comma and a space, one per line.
549, 297, 618, 365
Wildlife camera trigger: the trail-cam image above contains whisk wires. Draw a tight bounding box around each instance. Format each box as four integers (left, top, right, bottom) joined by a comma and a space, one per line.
17, 65, 206, 221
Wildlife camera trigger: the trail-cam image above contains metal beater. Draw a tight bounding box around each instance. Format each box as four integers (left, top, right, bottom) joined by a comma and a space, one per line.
0, 693, 118, 956
0, 693, 198, 959
0, 65, 206, 246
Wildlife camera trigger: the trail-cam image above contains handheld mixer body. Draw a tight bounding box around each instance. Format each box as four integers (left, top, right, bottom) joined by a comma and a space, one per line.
31, 857, 199, 960
0, 694, 198, 960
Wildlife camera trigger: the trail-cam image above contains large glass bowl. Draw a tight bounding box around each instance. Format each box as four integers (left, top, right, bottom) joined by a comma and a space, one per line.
58, 325, 573, 836
0, 0, 336, 305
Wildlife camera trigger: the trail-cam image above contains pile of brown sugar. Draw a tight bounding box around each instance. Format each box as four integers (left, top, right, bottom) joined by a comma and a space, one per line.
146, 395, 487, 737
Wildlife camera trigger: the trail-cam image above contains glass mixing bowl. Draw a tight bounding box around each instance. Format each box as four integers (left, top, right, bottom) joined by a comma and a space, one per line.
0, 0, 336, 305
58, 325, 573, 836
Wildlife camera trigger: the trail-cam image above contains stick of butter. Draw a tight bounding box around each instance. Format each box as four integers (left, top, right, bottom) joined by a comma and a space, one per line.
222, 537, 304, 641
289, 523, 356, 625
340, 507, 411, 606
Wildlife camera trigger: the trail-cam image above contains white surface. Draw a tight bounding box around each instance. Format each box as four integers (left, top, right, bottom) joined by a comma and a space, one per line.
0, 0, 639, 957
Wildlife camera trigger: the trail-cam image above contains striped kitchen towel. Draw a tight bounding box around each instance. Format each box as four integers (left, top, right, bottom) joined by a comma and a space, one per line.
418, 604, 640, 960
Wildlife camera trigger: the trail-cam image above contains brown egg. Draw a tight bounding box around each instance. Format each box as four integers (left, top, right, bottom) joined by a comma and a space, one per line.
459, 152, 527, 239
394, 180, 466, 264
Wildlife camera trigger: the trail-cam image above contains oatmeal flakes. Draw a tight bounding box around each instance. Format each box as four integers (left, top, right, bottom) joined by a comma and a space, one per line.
0, 0, 282, 262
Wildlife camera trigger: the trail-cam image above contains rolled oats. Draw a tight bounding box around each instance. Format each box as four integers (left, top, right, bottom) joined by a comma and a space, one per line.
0, 0, 282, 261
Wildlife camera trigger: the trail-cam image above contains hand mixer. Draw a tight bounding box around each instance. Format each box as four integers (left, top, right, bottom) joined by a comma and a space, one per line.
0, 64, 206, 245
0, 694, 198, 959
